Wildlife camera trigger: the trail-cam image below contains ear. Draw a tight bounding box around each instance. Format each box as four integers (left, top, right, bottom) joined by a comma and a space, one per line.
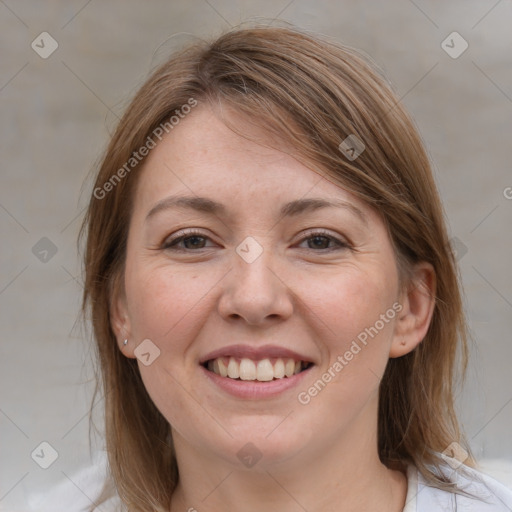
109, 274, 136, 359
389, 262, 436, 358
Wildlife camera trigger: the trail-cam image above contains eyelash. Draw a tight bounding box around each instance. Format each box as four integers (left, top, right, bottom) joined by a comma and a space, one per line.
161, 228, 351, 252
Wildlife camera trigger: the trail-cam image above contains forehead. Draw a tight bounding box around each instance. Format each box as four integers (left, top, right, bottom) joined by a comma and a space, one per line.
132, 105, 377, 224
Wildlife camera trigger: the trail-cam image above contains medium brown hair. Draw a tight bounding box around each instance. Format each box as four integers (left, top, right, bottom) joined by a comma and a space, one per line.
81, 25, 474, 511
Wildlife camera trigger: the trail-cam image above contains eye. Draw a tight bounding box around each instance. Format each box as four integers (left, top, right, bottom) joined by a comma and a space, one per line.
161, 229, 351, 252
162, 229, 214, 251
296, 230, 350, 251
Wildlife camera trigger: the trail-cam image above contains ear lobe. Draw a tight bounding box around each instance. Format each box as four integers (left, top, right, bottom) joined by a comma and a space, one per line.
109, 274, 135, 357
389, 262, 436, 358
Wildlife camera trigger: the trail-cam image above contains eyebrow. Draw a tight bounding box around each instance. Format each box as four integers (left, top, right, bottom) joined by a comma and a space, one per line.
145, 195, 368, 226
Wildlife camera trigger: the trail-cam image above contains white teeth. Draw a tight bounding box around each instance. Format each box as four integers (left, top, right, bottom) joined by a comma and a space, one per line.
207, 356, 309, 381
239, 358, 256, 380
227, 358, 240, 379
217, 358, 228, 377
285, 359, 295, 377
256, 359, 274, 381
273, 358, 285, 378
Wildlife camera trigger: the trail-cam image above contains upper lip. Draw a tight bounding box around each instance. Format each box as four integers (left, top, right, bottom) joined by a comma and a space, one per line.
199, 344, 314, 365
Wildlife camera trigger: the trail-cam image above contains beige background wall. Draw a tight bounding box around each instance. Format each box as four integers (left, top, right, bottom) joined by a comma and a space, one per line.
1, 1, 511, 510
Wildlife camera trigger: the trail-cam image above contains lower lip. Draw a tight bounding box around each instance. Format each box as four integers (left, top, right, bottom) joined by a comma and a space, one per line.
200, 365, 314, 399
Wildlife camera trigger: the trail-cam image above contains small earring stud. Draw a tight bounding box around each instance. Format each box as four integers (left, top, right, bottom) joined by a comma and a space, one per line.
123, 339, 128, 346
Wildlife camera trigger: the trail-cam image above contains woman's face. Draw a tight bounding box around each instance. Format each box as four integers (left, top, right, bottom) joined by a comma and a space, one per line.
115, 105, 409, 470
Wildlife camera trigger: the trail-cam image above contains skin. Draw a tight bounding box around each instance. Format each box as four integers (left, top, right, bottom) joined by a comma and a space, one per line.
112, 104, 436, 512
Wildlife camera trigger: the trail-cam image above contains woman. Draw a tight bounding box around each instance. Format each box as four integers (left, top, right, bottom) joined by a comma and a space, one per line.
81, 26, 512, 511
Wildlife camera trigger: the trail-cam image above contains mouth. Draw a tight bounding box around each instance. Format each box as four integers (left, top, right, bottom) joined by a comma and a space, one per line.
202, 357, 314, 382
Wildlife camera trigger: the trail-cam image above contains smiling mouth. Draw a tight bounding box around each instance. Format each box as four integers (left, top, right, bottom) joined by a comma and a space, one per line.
202, 357, 314, 382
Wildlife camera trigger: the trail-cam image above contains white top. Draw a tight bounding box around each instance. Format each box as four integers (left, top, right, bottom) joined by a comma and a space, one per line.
25, 451, 512, 511
403, 453, 512, 511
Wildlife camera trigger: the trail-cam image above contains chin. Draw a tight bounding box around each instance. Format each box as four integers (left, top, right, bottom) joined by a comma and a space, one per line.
203, 417, 315, 470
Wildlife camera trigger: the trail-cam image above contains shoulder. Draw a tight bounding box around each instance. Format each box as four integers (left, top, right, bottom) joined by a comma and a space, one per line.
26, 450, 123, 512
407, 454, 512, 511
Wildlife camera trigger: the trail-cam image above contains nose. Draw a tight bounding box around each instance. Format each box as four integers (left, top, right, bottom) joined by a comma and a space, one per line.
217, 246, 294, 326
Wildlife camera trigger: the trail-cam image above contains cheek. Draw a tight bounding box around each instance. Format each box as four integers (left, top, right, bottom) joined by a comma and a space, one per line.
308, 267, 397, 344
293, 270, 398, 431
138, 362, 189, 425
124, 260, 219, 344
301, 263, 399, 400
124, 261, 218, 432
